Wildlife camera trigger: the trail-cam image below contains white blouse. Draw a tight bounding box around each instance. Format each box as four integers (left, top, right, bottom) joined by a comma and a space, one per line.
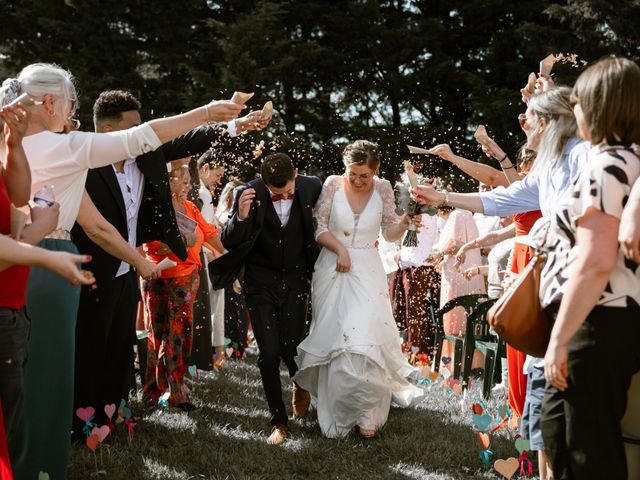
23, 125, 162, 231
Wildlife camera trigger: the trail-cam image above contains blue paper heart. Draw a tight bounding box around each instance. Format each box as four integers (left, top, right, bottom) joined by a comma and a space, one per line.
441, 356, 451, 365
188, 365, 197, 377
472, 414, 492, 432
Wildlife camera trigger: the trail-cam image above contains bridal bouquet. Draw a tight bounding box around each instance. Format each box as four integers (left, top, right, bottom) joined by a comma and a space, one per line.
400, 161, 438, 247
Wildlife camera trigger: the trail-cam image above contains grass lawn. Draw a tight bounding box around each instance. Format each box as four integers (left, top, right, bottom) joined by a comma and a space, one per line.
68, 358, 536, 480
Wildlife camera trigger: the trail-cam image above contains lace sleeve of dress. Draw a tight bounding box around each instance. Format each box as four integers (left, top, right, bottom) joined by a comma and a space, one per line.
377, 178, 400, 237
314, 175, 342, 240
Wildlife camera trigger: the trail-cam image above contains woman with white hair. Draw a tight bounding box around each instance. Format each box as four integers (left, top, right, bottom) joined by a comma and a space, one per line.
0, 62, 242, 478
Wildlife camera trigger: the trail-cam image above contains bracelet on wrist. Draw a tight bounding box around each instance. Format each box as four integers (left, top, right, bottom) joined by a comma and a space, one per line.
204, 104, 212, 125
439, 190, 449, 207
498, 153, 509, 163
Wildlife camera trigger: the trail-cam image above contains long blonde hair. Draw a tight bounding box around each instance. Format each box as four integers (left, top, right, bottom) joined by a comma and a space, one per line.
527, 87, 578, 179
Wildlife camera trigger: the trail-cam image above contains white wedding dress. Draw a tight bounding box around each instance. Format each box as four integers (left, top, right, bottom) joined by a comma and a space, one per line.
293, 175, 424, 438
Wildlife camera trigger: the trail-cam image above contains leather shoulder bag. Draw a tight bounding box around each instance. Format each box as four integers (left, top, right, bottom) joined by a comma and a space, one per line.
487, 241, 551, 357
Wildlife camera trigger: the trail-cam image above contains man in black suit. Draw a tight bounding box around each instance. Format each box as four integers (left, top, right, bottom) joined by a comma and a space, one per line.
219, 153, 322, 445
71, 90, 267, 433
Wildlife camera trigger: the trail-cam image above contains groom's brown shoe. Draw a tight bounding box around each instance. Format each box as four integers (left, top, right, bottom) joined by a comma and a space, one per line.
292, 383, 311, 419
266, 424, 288, 445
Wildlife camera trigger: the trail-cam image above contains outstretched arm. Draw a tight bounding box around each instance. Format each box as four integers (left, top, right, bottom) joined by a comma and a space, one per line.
0, 235, 94, 285
76, 191, 160, 280
430, 144, 511, 188
456, 223, 515, 263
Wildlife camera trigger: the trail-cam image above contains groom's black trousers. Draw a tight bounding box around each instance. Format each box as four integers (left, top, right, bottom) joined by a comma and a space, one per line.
245, 280, 310, 427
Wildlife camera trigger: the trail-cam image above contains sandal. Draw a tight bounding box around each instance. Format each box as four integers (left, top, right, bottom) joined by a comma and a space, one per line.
358, 427, 376, 439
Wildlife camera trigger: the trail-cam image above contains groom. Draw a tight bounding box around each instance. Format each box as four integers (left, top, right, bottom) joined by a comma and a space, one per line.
216, 153, 321, 445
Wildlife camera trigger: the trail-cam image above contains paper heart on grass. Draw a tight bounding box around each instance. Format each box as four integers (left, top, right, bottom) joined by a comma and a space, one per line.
86, 433, 100, 452
477, 432, 490, 450
428, 371, 439, 382
91, 425, 110, 443
188, 365, 197, 377
515, 437, 531, 454
472, 414, 492, 432
410, 346, 420, 354
452, 383, 462, 396
471, 402, 484, 415
494, 458, 519, 479
104, 403, 116, 422
226, 347, 234, 358
76, 406, 95, 423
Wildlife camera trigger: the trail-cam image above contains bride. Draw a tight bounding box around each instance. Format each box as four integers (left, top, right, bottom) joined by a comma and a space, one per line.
293, 140, 424, 438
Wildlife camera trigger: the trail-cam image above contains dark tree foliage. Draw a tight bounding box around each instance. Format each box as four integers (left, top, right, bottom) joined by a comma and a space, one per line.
0, 0, 638, 190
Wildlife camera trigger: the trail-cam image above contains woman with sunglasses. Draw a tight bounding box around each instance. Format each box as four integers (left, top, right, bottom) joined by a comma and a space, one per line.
0, 62, 242, 479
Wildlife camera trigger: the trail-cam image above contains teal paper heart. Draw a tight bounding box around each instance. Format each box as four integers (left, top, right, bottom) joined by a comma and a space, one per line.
472, 414, 492, 432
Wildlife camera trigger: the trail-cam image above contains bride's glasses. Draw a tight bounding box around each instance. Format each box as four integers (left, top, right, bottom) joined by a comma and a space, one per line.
346, 171, 372, 182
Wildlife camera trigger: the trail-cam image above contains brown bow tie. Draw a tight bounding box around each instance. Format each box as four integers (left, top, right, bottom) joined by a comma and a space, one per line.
271, 192, 294, 202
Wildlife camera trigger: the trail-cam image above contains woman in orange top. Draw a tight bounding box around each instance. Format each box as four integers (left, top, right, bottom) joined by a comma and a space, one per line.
141, 162, 223, 410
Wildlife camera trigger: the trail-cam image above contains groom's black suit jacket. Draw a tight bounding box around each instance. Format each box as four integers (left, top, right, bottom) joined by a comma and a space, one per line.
210, 175, 322, 290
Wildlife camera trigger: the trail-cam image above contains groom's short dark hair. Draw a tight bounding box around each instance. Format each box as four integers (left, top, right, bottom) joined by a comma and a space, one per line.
261, 153, 295, 188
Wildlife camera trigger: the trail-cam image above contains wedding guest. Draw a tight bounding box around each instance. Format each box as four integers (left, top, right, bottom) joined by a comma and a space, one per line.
390, 211, 441, 354
0, 102, 93, 448
215, 153, 322, 445
0, 62, 242, 479
294, 140, 423, 439
431, 206, 485, 369
141, 162, 222, 410
216, 179, 250, 358
197, 151, 227, 366
540, 56, 640, 479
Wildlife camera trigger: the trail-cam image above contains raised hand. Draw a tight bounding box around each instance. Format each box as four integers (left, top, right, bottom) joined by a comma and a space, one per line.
1, 104, 30, 147
480, 137, 506, 161
428, 144, 456, 162
237, 188, 256, 221
205, 100, 244, 123
410, 185, 443, 206
236, 110, 271, 133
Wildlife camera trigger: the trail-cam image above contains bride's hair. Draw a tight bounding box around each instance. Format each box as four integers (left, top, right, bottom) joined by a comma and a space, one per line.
342, 140, 380, 171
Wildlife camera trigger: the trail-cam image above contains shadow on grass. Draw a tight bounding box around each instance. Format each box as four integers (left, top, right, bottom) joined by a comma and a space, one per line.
68, 359, 527, 480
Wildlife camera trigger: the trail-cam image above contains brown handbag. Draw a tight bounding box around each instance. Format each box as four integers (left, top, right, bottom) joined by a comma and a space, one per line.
487, 251, 551, 357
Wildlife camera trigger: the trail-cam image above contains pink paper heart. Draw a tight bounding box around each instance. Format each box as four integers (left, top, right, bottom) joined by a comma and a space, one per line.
86, 433, 100, 452
76, 406, 95, 423
226, 347, 234, 358
104, 403, 116, 421
91, 425, 110, 443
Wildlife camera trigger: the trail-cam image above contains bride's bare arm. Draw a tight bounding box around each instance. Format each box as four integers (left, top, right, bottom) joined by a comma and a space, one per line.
378, 179, 410, 242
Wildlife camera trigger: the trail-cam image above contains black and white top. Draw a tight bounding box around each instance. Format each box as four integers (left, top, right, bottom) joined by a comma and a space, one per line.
532, 145, 640, 308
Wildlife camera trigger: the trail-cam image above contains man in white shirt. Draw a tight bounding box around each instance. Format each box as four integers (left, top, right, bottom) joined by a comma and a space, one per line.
71, 90, 268, 432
